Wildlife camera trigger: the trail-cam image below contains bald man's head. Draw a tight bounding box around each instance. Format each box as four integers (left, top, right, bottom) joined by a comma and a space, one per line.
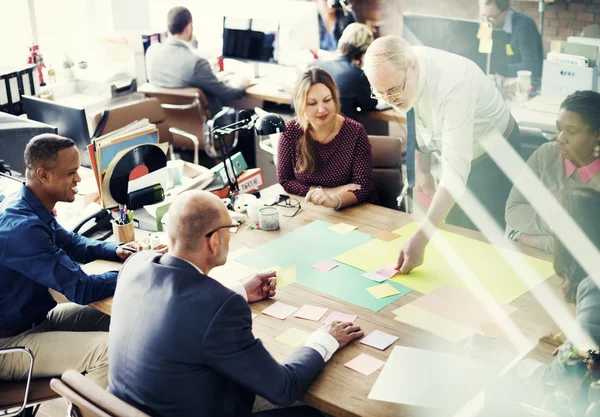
167, 190, 229, 255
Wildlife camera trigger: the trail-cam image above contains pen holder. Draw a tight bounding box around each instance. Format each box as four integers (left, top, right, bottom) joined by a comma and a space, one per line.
258, 206, 280, 231
111, 220, 135, 243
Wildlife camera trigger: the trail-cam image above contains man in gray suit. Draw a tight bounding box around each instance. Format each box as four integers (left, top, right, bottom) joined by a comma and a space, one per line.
108, 190, 364, 417
146, 6, 250, 117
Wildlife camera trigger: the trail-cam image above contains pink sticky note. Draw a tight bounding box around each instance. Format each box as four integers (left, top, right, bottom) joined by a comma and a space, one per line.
344, 353, 386, 376
359, 330, 399, 351
312, 261, 338, 272
323, 311, 358, 324
418, 191, 433, 208
294, 305, 328, 322
376, 264, 399, 279
261, 301, 298, 320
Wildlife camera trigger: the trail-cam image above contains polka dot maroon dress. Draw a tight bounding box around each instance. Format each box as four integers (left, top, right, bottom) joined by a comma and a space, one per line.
276, 116, 375, 203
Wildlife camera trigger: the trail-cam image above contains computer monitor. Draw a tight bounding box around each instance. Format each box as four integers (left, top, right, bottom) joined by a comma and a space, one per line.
22, 95, 92, 167
403, 12, 509, 77
222, 16, 279, 63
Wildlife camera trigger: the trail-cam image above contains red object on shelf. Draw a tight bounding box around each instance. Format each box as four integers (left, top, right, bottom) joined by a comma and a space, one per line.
27, 44, 46, 86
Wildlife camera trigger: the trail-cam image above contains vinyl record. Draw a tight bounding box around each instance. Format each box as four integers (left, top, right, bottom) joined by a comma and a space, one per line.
106, 144, 167, 205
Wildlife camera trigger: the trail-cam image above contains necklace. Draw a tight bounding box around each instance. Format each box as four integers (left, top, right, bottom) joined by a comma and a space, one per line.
311, 117, 337, 143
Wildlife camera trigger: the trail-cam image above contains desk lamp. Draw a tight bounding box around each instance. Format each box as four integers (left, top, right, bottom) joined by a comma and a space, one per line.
211, 110, 286, 205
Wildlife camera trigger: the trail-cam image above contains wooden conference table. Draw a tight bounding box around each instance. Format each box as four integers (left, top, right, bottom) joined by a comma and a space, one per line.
83, 184, 560, 417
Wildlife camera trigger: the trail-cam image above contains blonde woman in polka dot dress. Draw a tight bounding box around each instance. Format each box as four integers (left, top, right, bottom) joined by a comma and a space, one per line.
277, 67, 375, 211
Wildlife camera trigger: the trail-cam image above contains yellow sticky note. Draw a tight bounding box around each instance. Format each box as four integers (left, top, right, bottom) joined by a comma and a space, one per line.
477, 23, 493, 40
328, 223, 357, 235
506, 43, 515, 56
479, 38, 493, 54
277, 265, 296, 288
276, 328, 310, 348
260, 265, 282, 274
367, 283, 400, 299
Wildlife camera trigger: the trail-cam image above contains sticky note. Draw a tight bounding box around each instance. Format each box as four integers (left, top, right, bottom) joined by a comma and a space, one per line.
251, 313, 257, 320
479, 322, 504, 338
294, 305, 328, 321
262, 301, 298, 320
323, 311, 358, 324
479, 38, 493, 54
276, 328, 310, 347
362, 270, 388, 283
476, 23, 493, 40
393, 304, 475, 344
277, 265, 296, 288
367, 283, 401, 299
360, 330, 399, 351
260, 265, 282, 274
328, 223, 357, 235
345, 353, 386, 376
506, 43, 514, 56
312, 260, 338, 272
372, 230, 401, 242
376, 264, 398, 279
417, 191, 432, 208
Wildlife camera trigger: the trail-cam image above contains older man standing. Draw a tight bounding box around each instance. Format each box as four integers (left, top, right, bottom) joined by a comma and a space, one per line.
108, 190, 363, 417
363, 36, 521, 274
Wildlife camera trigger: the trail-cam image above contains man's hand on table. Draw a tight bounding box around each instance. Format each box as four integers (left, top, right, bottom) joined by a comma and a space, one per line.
116, 242, 169, 262
322, 321, 363, 349
242, 270, 277, 303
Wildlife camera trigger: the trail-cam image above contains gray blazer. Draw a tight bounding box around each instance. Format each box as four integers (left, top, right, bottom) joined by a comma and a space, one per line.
145, 38, 245, 116
108, 252, 325, 417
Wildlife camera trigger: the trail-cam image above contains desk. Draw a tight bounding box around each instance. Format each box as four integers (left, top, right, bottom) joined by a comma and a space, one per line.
84, 184, 560, 417
509, 95, 561, 134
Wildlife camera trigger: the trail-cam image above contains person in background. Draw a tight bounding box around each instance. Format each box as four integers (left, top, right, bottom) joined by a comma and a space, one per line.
311, 23, 378, 121
0, 134, 141, 388
506, 91, 600, 253
363, 36, 520, 274
108, 190, 363, 417
146, 6, 250, 117
315, 0, 357, 52
479, 0, 543, 79
277, 67, 375, 210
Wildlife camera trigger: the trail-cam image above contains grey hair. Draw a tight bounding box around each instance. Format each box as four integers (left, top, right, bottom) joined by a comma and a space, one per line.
363, 35, 417, 73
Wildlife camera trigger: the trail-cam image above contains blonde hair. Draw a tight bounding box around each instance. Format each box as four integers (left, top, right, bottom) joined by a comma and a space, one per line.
293, 67, 341, 174
338, 23, 374, 61
363, 35, 416, 73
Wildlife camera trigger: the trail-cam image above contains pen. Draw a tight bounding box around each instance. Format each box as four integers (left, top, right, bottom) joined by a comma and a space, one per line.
119, 246, 138, 254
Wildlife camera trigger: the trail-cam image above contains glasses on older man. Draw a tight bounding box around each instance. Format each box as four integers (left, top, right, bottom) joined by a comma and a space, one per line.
205, 224, 239, 238
370, 68, 410, 101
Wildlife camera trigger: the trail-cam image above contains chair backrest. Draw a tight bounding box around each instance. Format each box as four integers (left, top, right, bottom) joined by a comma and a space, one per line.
138, 83, 211, 151
520, 126, 551, 162
369, 135, 403, 210
50, 370, 150, 417
90, 98, 171, 144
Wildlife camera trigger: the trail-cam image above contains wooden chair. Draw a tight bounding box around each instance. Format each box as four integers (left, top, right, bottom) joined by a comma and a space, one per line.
369, 135, 404, 210
0, 347, 59, 417
50, 370, 149, 417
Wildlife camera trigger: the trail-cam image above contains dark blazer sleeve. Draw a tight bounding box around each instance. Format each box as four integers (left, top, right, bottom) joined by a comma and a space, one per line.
575, 278, 600, 347
191, 58, 245, 102
201, 294, 324, 406
356, 70, 378, 113
508, 15, 543, 78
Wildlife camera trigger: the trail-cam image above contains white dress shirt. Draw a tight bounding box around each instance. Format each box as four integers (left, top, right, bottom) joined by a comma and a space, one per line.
411, 46, 511, 196
176, 256, 339, 362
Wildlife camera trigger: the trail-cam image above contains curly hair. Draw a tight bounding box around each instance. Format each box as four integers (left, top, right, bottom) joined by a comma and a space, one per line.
560, 90, 600, 134
24, 134, 75, 173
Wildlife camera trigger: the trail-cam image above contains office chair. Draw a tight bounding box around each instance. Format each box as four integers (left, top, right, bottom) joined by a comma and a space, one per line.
50, 370, 150, 417
0, 347, 59, 417
369, 135, 404, 210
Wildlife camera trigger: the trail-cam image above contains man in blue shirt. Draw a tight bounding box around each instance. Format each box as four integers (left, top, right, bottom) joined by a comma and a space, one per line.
0, 134, 139, 388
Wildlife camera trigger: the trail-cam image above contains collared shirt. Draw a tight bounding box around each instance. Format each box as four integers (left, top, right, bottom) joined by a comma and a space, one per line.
319, 16, 338, 51
411, 46, 511, 196
565, 158, 600, 184
0, 185, 119, 330
175, 255, 339, 362
502, 9, 515, 34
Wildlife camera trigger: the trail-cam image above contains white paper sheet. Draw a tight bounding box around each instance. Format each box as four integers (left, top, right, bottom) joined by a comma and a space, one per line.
368, 346, 499, 412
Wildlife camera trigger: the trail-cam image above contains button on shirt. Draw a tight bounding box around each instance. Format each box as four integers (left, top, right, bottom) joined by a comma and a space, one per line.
0, 185, 120, 330
412, 47, 511, 196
